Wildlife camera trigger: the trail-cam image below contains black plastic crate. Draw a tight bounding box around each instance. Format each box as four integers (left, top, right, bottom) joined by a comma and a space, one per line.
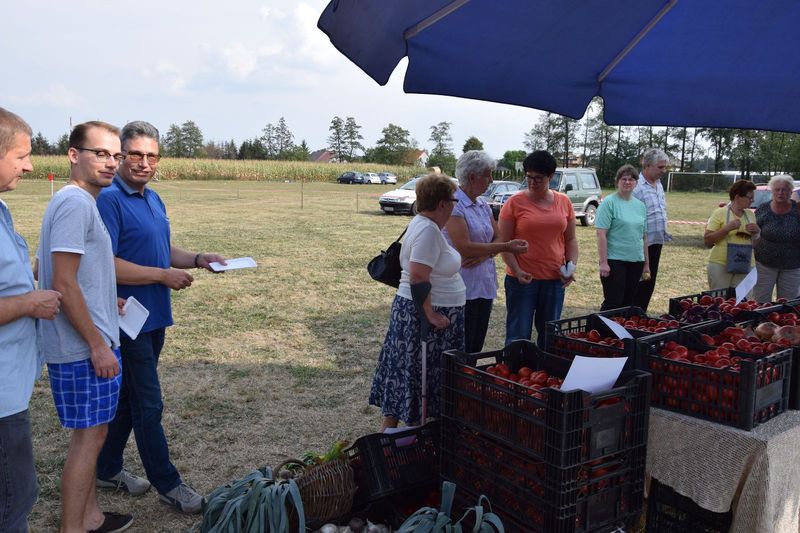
668, 290, 782, 323
345, 421, 440, 507
727, 312, 800, 410
544, 310, 647, 370
442, 419, 645, 533
635, 329, 791, 430
646, 478, 732, 533
441, 340, 651, 467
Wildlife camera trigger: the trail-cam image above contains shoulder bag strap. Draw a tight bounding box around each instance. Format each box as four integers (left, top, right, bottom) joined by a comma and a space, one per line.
395, 225, 408, 243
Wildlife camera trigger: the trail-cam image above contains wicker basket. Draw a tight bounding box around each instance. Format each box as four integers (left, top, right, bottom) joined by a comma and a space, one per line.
277, 458, 357, 525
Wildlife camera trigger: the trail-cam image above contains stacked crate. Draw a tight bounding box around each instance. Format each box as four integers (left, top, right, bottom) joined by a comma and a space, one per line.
440, 341, 650, 532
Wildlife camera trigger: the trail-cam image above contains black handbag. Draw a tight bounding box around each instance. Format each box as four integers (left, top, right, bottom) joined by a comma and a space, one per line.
367, 227, 407, 288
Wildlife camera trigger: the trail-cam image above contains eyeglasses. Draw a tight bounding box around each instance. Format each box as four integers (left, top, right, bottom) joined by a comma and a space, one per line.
124, 151, 161, 165
526, 174, 548, 181
75, 147, 125, 163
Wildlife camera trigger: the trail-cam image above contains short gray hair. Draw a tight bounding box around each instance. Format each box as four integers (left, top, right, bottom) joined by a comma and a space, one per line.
455, 150, 496, 186
0, 107, 32, 158
120, 121, 159, 148
642, 148, 668, 168
768, 174, 795, 190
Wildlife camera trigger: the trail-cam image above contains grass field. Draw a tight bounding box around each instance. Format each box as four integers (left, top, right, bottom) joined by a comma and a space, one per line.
5, 180, 717, 532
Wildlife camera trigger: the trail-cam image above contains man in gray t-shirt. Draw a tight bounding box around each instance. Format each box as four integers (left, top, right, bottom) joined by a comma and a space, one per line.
39, 185, 119, 362
37, 121, 133, 533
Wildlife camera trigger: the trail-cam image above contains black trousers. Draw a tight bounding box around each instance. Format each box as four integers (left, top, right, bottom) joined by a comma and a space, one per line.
600, 260, 646, 311
464, 298, 493, 353
632, 243, 662, 313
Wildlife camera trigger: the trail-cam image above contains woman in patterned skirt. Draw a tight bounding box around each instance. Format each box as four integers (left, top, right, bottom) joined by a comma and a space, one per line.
369, 174, 466, 430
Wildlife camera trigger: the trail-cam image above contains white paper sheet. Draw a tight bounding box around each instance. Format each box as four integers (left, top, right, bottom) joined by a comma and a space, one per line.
209, 257, 257, 272
119, 296, 149, 340
598, 315, 634, 339
560, 355, 627, 394
559, 261, 576, 278
382, 425, 418, 447
735, 268, 758, 303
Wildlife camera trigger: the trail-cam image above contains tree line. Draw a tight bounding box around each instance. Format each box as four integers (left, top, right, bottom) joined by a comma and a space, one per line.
27, 101, 800, 183
522, 98, 800, 185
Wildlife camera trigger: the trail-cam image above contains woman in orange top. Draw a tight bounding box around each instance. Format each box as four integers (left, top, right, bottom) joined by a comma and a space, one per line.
498, 150, 578, 347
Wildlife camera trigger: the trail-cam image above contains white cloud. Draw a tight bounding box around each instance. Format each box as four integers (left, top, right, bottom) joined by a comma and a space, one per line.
14, 83, 83, 108
222, 41, 282, 80
293, 2, 340, 66
260, 5, 286, 20
141, 61, 190, 96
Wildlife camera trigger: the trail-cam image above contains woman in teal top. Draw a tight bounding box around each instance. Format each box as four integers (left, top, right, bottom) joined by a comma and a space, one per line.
595, 164, 650, 310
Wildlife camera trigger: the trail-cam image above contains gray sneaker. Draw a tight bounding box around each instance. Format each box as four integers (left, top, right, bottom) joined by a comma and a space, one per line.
159, 483, 203, 514
96, 469, 151, 496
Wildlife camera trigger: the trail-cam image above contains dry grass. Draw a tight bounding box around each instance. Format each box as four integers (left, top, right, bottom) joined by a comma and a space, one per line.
5, 180, 717, 532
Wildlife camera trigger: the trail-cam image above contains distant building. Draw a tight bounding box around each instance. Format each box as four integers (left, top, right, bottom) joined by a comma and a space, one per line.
412, 149, 429, 167
309, 149, 337, 163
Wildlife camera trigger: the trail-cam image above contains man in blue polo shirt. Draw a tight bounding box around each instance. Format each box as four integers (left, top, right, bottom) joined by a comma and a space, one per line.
95, 121, 225, 514
0, 107, 61, 533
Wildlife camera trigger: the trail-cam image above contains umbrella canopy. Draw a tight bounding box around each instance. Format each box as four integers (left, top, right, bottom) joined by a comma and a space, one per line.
318, 0, 800, 132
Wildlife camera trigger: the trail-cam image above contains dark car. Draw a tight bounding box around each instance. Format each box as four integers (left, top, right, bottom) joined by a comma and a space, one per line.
480, 180, 522, 201
337, 171, 364, 184
489, 190, 521, 219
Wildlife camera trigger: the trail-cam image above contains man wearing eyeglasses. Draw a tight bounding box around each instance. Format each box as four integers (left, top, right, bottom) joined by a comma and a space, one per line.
94, 121, 225, 514
0, 108, 62, 533
38, 121, 133, 533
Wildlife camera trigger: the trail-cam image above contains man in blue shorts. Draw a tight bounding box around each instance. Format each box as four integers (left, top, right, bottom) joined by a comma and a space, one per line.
95, 121, 225, 514
0, 108, 62, 533
38, 121, 133, 533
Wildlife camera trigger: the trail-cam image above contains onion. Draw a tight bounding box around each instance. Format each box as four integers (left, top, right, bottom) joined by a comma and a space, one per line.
755, 322, 779, 341
775, 325, 800, 345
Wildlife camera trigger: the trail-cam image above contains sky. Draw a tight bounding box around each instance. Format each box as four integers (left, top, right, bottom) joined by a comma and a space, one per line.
3, 0, 548, 160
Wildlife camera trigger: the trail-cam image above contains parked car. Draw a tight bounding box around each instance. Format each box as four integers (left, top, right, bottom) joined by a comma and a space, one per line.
337, 171, 364, 184
717, 182, 800, 209
480, 180, 522, 201
379, 176, 459, 214
378, 172, 398, 184
363, 172, 382, 184
546, 168, 604, 226
489, 190, 521, 219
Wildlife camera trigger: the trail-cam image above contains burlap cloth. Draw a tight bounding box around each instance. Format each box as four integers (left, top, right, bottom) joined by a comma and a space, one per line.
647, 408, 800, 533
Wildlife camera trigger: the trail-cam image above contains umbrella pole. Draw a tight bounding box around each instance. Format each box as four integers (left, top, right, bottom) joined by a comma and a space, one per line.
410, 282, 432, 425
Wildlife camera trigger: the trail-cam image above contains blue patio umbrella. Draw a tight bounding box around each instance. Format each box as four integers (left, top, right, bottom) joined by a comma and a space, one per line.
318, 0, 800, 132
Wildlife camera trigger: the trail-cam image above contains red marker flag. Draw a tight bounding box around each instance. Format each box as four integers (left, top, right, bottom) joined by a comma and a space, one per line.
48, 173, 54, 182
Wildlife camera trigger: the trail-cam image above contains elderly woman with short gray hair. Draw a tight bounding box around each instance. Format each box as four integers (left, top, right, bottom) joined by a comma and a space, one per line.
443, 150, 527, 352
752, 174, 800, 302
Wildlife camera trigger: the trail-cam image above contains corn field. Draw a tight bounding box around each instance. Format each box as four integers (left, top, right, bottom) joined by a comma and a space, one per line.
28, 156, 418, 182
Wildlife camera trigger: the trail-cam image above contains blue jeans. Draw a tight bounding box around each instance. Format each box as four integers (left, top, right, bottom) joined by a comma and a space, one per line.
0, 410, 37, 533
97, 328, 181, 494
504, 276, 565, 348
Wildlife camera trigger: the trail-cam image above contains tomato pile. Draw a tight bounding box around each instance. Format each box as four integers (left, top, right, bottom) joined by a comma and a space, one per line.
481, 363, 563, 396
444, 424, 637, 532
763, 310, 800, 326
551, 330, 627, 358
609, 315, 680, 333
674, 295, 778, 323
647, 334, 786, 425
697, 325, 792, 355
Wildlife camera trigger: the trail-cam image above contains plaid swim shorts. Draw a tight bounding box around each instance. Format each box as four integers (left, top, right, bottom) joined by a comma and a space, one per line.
47, 349, 122, 429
